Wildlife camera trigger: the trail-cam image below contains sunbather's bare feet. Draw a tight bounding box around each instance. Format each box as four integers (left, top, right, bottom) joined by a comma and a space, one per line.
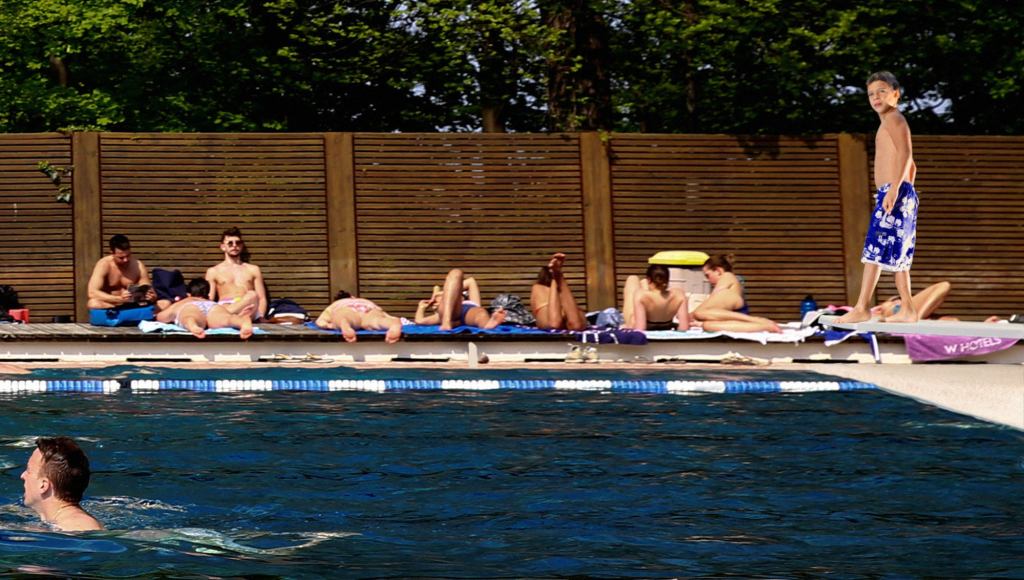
984, 316, 1002, 323
883, 308, 919, 323
836, 306, 872, 324
339, 322, 357, 343
239, 319, 253, 340
184, 321, 206, 339
483, 308, 507, 330
439, 321, 453, 331
385, 321, 402, 344
548, 252, 566, 277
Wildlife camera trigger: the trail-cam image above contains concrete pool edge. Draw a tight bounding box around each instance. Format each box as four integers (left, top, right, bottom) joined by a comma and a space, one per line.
803, 363, 1024, 431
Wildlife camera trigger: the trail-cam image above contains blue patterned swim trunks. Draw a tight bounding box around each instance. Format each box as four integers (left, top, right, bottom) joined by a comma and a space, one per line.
861, 181, 918, 272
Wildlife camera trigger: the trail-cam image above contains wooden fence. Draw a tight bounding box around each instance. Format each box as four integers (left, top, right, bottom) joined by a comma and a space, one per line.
1, 132, 1021, 322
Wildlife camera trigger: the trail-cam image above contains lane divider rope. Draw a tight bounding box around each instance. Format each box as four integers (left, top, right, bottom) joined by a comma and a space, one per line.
0, 379, 877, 394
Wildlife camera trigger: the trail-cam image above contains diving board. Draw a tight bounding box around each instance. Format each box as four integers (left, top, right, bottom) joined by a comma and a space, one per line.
819, 316, 1024, 339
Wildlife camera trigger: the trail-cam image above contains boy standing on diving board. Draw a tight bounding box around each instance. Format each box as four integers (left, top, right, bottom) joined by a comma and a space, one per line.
838, 71, 919, 324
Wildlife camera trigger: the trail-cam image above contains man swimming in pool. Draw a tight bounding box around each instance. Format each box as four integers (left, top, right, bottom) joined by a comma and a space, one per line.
156, 278, 255, 339
21, 436, 103, 532
205, 227, 266, 321
414, 269, 506, 331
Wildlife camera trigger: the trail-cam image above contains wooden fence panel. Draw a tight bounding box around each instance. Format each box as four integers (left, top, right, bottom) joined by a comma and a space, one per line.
352, 133, 586, 316
873, 136, 1024, 318
98, 133, 333, 313
609, 134, 848, 321
0, 133, 75, 318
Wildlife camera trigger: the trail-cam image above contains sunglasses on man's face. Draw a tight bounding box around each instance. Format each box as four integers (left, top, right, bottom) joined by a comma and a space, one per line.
225, 240, 244, 247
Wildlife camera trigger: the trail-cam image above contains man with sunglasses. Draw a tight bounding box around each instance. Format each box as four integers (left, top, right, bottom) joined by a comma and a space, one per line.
204, 227, 266, 320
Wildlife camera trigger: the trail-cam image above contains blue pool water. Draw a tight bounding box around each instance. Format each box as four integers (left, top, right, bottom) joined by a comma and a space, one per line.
1, 386, 1022, 576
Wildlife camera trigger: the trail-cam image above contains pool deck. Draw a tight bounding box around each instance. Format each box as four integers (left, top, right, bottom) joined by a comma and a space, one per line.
1, 323, 1022, 430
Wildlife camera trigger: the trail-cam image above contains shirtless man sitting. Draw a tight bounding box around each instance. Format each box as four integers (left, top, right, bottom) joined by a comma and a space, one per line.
156, 278, 255, 339
205, 227, 266, 321
87, 234, 156, 309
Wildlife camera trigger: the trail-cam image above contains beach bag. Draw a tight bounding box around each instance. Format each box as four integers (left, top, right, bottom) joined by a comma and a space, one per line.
265, 298, 309, 323
0, 285, 20, 313
489, 293, 535, 326
152, 268, 188, 303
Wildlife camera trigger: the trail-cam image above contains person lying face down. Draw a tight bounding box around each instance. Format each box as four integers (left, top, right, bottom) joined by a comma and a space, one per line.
315, 290, 403, 344
622, 264, 690, 331
414, 269, 506, 331
22, 436, 103, 532
154, 278, 255, 339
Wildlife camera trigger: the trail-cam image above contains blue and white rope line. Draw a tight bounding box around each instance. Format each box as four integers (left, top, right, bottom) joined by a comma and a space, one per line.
0, 378, 876, 394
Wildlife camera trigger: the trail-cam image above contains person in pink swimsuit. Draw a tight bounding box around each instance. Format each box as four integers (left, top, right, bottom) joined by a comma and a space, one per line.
315, 290, 403, 344
155, 278, 254, 339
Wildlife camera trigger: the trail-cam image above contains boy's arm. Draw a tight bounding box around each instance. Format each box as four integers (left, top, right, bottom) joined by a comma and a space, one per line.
882, 114, 914, 213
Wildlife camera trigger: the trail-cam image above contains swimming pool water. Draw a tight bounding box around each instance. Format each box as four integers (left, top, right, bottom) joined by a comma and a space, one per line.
1, 389, 1022, 576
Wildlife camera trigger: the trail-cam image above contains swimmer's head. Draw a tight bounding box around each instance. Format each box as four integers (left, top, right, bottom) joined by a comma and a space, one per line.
29, 437, 92, 505
702, 254, 735, 284
866, 71, 901, 113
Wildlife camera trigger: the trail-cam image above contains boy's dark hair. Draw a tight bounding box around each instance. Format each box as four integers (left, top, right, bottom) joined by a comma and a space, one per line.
704, 254, 735, 272
36, 436, 91, 504
334, 289, 352, 301
109, 234, 131, 252
646, 264, 670, 291
221, 227, 243, 242
187, 277, 211, 297
866, 71, 901, 92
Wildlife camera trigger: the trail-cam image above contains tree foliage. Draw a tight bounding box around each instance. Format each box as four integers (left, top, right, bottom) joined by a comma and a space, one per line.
0, 0, 1020, 133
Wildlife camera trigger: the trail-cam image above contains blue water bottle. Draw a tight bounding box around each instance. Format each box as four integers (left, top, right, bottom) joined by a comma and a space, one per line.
800, 295, 818, 319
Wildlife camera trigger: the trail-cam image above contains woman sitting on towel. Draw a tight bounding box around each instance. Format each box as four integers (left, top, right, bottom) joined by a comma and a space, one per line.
622, 264, 689, 331
692, 254, 781, 333
415, 269, 506, 330
530, 253, 587, 331
315, 291, 403, 344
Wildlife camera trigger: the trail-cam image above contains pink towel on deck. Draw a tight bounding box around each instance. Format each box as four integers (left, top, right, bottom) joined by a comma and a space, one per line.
901, 333, 1019, 362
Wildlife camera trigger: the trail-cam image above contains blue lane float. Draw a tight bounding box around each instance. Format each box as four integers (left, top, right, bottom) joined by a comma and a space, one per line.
0, 378, 876, 394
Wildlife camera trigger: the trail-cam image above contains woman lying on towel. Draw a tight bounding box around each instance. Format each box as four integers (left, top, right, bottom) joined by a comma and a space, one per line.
872, 281, 951, 321
531, 253, 587, 331
622, 264, 689, 331
415, 269, 506, 330
315, 291, 403, 344
692, 254, 781, 333
155, 278, 254, 339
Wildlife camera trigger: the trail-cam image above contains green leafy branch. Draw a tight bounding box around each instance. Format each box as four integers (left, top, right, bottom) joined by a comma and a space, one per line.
38, 160, 73, 204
